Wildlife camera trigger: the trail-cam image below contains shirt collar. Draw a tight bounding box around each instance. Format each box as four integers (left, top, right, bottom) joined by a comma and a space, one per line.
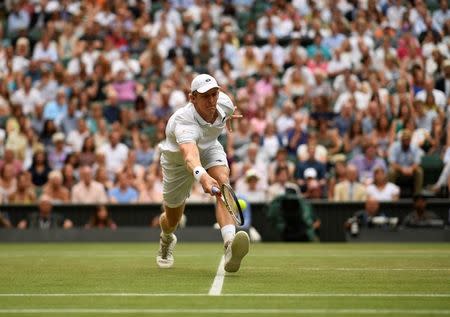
192, 103, 225, 126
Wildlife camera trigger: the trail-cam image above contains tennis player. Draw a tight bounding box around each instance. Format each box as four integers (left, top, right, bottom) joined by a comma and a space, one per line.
157, 74, 250, 272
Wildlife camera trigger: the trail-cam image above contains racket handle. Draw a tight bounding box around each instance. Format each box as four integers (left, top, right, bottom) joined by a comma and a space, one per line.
211, 186, 220, 194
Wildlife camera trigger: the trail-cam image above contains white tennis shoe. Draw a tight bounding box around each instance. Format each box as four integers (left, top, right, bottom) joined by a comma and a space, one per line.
156, 233, 177, 268
224, 231, 250, 273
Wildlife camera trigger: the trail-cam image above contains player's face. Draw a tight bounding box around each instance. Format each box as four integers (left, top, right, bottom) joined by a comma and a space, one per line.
191, 88, 219, 122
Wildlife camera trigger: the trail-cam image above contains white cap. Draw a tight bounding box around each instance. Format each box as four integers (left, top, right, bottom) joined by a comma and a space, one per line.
245, 169, 260, 180
304, 168, 317, 179
52, 132, 65, 143
191, 74, 220, 93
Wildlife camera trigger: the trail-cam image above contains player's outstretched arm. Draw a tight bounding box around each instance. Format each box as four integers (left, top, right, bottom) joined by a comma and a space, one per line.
179, 143, 219, 195
225, 113, 243, 132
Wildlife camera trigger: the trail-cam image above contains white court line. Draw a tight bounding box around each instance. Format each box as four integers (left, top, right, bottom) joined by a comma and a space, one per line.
1, 250, 450, 258
0, 308, 449, 314
208, 255, 225, 296
295, 268, 450, 271
1, 293, 450, 297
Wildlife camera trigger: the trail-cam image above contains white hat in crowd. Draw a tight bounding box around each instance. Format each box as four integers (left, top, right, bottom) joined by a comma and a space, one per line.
304, 168, 318, 179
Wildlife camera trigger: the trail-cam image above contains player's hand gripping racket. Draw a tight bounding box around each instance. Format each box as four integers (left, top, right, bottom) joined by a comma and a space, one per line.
212, 184, 244, 226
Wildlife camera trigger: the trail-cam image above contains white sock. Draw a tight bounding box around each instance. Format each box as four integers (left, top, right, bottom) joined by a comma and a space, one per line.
221, 224, 236, 245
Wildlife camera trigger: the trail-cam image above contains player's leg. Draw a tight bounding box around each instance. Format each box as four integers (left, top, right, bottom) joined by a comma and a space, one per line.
156, 203, 184, 268
160, 204, 185, 235
207, 165, 235, 239
208, 165, 249, 273
158, 153, 193, 268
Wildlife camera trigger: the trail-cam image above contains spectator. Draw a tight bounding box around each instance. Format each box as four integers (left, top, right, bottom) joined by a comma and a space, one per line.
95, 166, 114, 192
93, 119, 109, 149
403, 194, 443, 227
39, 119, 58, 148
275, 101, 296, 135
268, 148, 295, 185
0, 163, 17, 200
87, 103, 106, 134
17, 195, 73, 229
232, 142, 268, 189
366, 166, 400, 201
60, 98, 82, 135
227, 117, 251, 161
135, 134, 155, 169
8, 171, 36, 204
295, 144, 327, 191
316, 119, 342, 157
388, 129, 424, 195
267, 166, 300, 201
432, 0, 450, 34
167, 32, 194, 66
286, 113, 308, 157
435, 59, 450, 97
66, 118, 90, 153
304, 179, 323, 199
32, 33, 58, 66
12, 37, 30, 74
235, 169, 266, 203
103, 92, 122, 125
350, 139, 387, 185
71, 166, 108, 204
99, 131, 129, 176
343, 119, 365, 158
267, 192, 320, 242
296, 133, 328, 164
7, 2, 30, 39
108, 171, 139, 203
0, 211, 12, 228
327, 158, 347, 199
333, 164, 367, 202
78, 136, 97, 167
28, 150, 52, 187
48, 132, 70, 170
260, 122, 281, 162
415, 77, 447, 111
109, 69, 140, 104
138, 171, 163, 203
85, 205, 117, 230
42, 170, 70, 203
43, 88, 68, 126
10, 75, 42, 116
345, 197, 387, 230
370, 116, 392, 159
0, 148, 23, 175
61, 164, 77, 191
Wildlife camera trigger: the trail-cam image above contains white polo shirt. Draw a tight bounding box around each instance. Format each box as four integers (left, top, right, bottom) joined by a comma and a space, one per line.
159, 92, 234, 153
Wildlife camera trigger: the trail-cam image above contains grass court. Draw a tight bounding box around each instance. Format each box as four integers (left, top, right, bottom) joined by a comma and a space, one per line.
1, 242, 449, 316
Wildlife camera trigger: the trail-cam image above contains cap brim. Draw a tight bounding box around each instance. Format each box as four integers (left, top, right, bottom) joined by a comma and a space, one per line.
196, 83, 220, 93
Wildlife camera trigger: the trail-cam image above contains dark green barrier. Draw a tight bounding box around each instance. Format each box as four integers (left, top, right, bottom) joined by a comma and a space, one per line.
1, 200, 449, 241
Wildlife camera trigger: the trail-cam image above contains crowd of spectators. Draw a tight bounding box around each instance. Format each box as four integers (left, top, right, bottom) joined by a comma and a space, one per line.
0, 0, 449, 217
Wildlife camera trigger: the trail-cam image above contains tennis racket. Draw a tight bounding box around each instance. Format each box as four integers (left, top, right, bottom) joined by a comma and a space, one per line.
211, 184, 244, 226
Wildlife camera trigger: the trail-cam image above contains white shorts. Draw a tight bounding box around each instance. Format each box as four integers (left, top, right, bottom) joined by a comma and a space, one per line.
161, 144, 228, 208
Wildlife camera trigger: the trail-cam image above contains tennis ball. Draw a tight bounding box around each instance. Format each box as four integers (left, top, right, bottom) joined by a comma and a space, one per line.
238, 199, 247, 210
